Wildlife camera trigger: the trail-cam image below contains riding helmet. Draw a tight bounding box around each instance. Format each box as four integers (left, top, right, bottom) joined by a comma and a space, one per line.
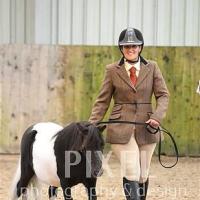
118, 27, 144, 46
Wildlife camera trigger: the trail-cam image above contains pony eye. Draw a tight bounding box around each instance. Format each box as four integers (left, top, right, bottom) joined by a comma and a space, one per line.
97, 125, 106, 132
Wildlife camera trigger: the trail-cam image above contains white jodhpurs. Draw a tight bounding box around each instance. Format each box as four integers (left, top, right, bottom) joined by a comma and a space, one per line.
111, 134, 156, 183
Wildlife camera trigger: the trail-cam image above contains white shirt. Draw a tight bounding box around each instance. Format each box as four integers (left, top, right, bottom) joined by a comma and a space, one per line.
124, 58, 140, 77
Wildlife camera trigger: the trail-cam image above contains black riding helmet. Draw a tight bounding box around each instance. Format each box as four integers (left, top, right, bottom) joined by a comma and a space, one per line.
118, 27, 144, 63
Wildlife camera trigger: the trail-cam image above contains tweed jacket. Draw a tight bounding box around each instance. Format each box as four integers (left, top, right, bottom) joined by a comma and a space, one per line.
89, 57, 169, 145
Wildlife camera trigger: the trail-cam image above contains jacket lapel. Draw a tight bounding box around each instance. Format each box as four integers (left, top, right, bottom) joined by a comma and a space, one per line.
116, 64, 137, 91
115, 57, 150, 91
135, 62, 150, 88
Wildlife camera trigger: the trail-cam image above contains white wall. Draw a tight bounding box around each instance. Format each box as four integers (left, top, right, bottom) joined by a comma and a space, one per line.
0, 0, 199, 46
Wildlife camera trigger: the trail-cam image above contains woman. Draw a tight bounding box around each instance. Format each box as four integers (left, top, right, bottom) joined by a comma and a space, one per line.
89, 27, 169, 200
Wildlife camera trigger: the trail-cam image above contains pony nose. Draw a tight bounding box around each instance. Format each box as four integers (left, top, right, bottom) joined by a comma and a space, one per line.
95, 168, 103, 177
98, 169, 103, 176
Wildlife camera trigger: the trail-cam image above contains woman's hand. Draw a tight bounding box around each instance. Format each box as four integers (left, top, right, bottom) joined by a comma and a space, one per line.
146, 119, 160, 128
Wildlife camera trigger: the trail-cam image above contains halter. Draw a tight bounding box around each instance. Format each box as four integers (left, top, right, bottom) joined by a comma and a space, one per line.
97, 120, 179, 168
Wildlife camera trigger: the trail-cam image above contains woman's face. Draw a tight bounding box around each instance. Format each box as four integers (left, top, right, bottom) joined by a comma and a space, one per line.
122, 45, 141, 61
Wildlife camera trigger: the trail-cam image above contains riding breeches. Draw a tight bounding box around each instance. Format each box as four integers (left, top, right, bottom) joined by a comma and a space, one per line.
111, 133, 156, 183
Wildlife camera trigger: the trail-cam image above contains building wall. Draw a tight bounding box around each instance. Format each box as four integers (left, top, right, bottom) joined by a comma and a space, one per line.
0, 45, 200, 155
0, 0, 200, 45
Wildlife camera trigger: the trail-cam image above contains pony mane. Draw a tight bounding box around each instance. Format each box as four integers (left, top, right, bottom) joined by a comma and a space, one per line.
83, 124, 104, 150
54, 122, 104, 151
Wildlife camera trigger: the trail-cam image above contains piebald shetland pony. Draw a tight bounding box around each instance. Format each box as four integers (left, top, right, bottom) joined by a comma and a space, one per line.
11, 121, 105, 200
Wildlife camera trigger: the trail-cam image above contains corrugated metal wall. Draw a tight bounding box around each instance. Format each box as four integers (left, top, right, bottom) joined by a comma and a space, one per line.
0, 0, 35, 44
0, 0, 200, 46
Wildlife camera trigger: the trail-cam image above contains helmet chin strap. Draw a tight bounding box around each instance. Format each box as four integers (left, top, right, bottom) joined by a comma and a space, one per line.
124, 56, 140, 64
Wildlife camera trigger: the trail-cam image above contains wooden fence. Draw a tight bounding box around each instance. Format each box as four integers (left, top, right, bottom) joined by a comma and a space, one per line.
0, 45, 199, 155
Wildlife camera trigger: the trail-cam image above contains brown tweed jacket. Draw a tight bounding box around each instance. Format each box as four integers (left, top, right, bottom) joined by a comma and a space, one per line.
89, 57, 169, 145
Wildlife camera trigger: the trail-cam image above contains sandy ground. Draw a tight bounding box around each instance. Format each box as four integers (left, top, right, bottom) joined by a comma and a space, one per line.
1, 154, 200, 200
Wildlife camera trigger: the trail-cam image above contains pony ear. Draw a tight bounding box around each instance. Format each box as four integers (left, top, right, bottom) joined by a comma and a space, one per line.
96, 124, 106, 132
76, 122, 89, 134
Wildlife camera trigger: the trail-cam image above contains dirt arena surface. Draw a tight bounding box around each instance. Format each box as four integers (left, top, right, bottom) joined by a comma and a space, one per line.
1, 154, 200, 200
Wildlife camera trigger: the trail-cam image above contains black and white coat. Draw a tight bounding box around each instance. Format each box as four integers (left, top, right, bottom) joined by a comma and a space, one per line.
11, 122, 105, 200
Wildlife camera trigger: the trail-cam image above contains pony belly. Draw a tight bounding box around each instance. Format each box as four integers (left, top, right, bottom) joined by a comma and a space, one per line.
36, 174, 60, 187
33, 145, 60, 186
32, 122, 63, 187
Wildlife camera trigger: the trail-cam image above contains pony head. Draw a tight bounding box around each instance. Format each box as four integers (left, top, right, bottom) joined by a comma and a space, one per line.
76, 122, 105, 177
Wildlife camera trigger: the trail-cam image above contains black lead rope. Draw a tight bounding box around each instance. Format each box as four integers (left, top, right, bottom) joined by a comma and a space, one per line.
97, 120, 179, 168
157, 125, 179, 168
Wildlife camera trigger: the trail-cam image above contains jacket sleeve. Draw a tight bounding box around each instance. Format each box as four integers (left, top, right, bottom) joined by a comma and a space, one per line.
150, 62, 170, 123
89, 66, 114, 123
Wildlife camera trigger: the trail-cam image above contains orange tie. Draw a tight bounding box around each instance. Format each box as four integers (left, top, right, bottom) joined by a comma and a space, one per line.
129, 66, 137, 86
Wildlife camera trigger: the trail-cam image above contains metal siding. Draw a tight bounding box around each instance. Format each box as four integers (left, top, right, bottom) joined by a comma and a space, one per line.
35, 0, 52, 43
128, 0, 143, 31
0, 0, 10, 43
171, 0, 186, 46
51, 0, 58, 44
25, 0, 35, 43
199, 1, 200, 46
58, 0, 72, 44
72, 0, 84, 44
0, 0, 200, 46
100, 0, 114, 45
10, 0, 16, 43
185, 0, 199, 46
114, 0, 128, 45
16, 0, 25, 43
85, 0, 100, 45
142, 0, 157, 45
157, 0, 171, 46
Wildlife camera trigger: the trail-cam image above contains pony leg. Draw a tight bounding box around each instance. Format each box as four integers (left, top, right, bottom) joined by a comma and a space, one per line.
84, 178, 97, 200
21, 195, 27, 200
17, 175, 41, 200
16, 167, 34, 198
48, 186, 58, 200
62, 187, 72, 200
60, 179, 73, 200
30, 176, 42, 200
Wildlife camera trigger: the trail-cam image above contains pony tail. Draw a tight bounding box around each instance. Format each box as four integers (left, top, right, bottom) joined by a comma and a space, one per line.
10, 157, 21, 200
10, 150, 42, 200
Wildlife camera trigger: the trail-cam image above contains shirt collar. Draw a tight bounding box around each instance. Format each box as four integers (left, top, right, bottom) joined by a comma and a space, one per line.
124, 57, 141, 72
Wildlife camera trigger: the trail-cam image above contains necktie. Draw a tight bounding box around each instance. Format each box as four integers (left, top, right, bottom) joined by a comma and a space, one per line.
129, 66, 137, 86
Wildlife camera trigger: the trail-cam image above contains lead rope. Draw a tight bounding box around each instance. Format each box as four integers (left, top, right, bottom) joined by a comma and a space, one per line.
96, 120, 179, 168
157, 125, 179, 168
